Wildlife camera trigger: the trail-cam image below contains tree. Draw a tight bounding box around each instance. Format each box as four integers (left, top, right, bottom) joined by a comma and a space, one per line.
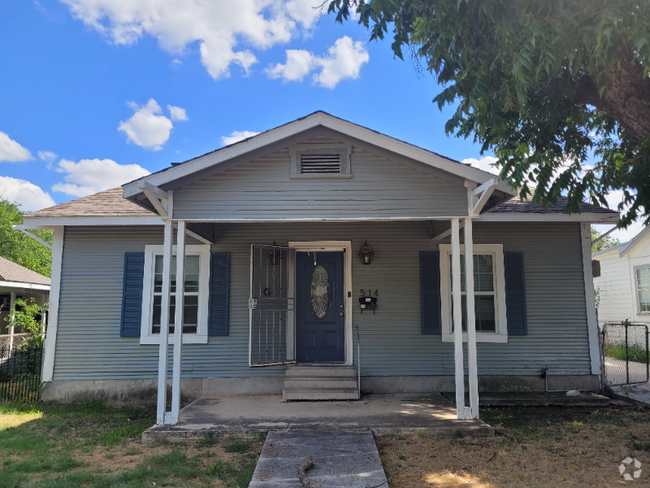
591, 226, 620, 253
328, 0, 650, 227
0, 198, 52, 277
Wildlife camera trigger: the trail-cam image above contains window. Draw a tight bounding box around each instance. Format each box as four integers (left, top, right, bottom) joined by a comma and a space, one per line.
140, 245, 210, 344
289, 145, 351, 179
152, 255, 200, 334
636, 266, 650, 314
439, 244, 508, 343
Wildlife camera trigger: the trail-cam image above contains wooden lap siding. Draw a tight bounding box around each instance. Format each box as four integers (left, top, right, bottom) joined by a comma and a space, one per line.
52, 222, 591, 381
172, 146, 468, 221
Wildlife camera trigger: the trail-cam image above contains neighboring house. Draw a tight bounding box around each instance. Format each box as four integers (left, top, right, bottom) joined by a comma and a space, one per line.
0, 256, 50, 350
593, 226, 650, 325
20, 112, 618, 423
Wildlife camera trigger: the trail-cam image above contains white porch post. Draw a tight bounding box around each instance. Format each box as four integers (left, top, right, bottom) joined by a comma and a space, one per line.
451, 218, 466, 419
464, 218, 479, 419
171, 221, 186, 424
157, 220, 174, 425
8, 291, 15, 353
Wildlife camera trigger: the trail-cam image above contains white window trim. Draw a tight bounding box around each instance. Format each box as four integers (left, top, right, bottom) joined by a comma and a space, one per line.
634, 264, 650, 315
140, 244, 211, 345
439, 244, 508, 343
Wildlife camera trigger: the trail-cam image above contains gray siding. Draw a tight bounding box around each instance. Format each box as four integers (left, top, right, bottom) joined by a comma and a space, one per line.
172, 144, 468, 220
53, 221, 591, 380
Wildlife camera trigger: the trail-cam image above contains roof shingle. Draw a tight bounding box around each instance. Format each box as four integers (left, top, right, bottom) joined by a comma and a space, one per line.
26, 187, 155, 218
0, 257, 50, 286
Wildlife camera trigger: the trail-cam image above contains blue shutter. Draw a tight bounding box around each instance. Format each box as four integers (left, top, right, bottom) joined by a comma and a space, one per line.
504, 252, 527, 336
420, 251, 442, 334
120, 252, 144, 337
208, 252, 230, 336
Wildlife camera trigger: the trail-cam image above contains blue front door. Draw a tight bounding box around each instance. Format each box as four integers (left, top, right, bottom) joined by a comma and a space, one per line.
296, 251, 345, 362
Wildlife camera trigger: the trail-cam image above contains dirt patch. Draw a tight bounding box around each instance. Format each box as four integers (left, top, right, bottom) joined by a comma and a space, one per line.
379, 408, 650, 487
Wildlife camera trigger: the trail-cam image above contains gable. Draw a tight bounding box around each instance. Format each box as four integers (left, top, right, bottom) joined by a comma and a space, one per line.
171, 129, 470, 221
123, 112, 512, 204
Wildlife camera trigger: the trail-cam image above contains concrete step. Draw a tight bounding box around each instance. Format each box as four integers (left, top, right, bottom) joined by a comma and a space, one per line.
284, 377, 358, 389
282, 387, 359, 401
285, 365, 356, 378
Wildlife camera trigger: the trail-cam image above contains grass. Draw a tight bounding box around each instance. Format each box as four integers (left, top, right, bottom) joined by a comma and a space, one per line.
605, 343, 648, 363
0, 400, 262, 487
378, 405, 650, 487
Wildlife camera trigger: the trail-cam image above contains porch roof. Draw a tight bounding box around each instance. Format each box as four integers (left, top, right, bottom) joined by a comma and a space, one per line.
0, 256, 50, 292
22, 185, 618, 226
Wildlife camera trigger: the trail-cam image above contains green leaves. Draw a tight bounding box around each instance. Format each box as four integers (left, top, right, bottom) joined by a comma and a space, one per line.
328, 0, 650, 226
0, 198, 52, 277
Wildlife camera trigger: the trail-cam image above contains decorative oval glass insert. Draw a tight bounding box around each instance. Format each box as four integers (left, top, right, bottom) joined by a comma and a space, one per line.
310, 265, 330, 319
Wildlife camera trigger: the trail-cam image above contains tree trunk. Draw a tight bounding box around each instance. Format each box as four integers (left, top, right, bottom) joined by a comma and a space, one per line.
575, 41, 650, 142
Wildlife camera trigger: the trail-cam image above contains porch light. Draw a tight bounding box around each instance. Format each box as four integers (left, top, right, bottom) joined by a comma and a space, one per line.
358, 240, 374, 265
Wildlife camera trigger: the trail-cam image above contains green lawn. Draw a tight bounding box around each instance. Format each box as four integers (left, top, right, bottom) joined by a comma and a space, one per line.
0, 401, 261, 488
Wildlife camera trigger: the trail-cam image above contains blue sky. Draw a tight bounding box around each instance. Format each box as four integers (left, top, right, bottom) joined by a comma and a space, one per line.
0, 0, 636, 240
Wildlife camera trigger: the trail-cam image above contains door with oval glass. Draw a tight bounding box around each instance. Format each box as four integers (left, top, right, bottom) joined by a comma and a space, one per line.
296, 251, 345, 362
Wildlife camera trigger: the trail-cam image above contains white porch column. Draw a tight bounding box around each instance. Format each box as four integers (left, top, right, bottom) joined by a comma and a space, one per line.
171, 221, 186, 425
451, 218, 466, 419
464, 218, 479, 419
8, 291, 15, 353
157, 220, 174, 425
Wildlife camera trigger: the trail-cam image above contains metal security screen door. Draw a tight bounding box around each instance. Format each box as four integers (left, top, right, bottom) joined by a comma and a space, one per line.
249, 245, 296, 366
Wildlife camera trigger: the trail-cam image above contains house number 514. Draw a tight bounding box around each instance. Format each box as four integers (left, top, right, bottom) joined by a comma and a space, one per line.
360, 289, 379, 297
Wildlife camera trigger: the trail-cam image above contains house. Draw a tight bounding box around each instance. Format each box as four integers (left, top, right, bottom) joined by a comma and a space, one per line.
593, 226, 650, 325
0, 256, 50, 351
20, 112, 618, 423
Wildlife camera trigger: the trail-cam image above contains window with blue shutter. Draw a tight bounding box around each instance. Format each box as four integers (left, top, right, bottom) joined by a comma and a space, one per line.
504, 252, 527, 336
121, 252, 144, 337
420, 251, 442, 334
208, 252, 230, 336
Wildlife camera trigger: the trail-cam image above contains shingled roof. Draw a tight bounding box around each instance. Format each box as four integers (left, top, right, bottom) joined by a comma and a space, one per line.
26, 187, 155, 218
0, 257, 50, 286
23, 185, 617, 220
486, 197, 618, 215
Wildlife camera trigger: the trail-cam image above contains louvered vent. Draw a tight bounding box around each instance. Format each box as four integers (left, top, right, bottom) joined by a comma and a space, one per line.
300, 153, 341, 174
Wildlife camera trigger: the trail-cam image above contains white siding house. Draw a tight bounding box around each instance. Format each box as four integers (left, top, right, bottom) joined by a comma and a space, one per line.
594, 226, 650, 324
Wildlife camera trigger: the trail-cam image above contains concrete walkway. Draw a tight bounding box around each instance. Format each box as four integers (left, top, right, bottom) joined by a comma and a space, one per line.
142, 393, 494, 442
250, 430, 387, 488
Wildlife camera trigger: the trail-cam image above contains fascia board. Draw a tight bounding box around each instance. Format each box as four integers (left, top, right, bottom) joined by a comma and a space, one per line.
21, 216, 162, 229
0, 281, 50, 291
479, 213, 620, 223
123, 112, 513, 199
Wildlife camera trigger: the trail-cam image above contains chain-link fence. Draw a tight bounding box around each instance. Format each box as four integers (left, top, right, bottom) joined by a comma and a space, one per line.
0, 334, 30, 355
600, 321, 649, 386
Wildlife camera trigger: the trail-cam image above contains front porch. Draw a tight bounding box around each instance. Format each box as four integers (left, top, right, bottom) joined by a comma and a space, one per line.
142, 393, 494, 443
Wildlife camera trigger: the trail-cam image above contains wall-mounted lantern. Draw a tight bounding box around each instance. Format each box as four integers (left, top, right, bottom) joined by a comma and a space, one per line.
358, 240, 374, 265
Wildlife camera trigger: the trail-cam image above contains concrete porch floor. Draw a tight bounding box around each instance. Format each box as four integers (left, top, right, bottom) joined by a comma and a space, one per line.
142, 393, 494, 442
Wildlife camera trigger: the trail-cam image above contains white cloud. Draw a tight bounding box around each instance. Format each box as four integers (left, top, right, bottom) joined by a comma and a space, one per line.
0, 132, 32, 162
594, 189, 645, 243
314, 37, 369, 89
168, 105, 189, 121
0, 176, 55, 211
266, 49, 314, 82
37, 150, 57, 162
60, 0, 322, 79
221, 130, 260, 146
52, 158, 150, 197
463, 156, 499, 175
118, 99, 173, 151
267, 36, 369, 89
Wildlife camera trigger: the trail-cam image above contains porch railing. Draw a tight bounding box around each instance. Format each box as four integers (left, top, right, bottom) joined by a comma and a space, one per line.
354, 323, 361, 398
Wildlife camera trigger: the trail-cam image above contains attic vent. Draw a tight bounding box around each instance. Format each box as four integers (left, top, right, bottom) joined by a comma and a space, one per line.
300, 153, 341, 174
